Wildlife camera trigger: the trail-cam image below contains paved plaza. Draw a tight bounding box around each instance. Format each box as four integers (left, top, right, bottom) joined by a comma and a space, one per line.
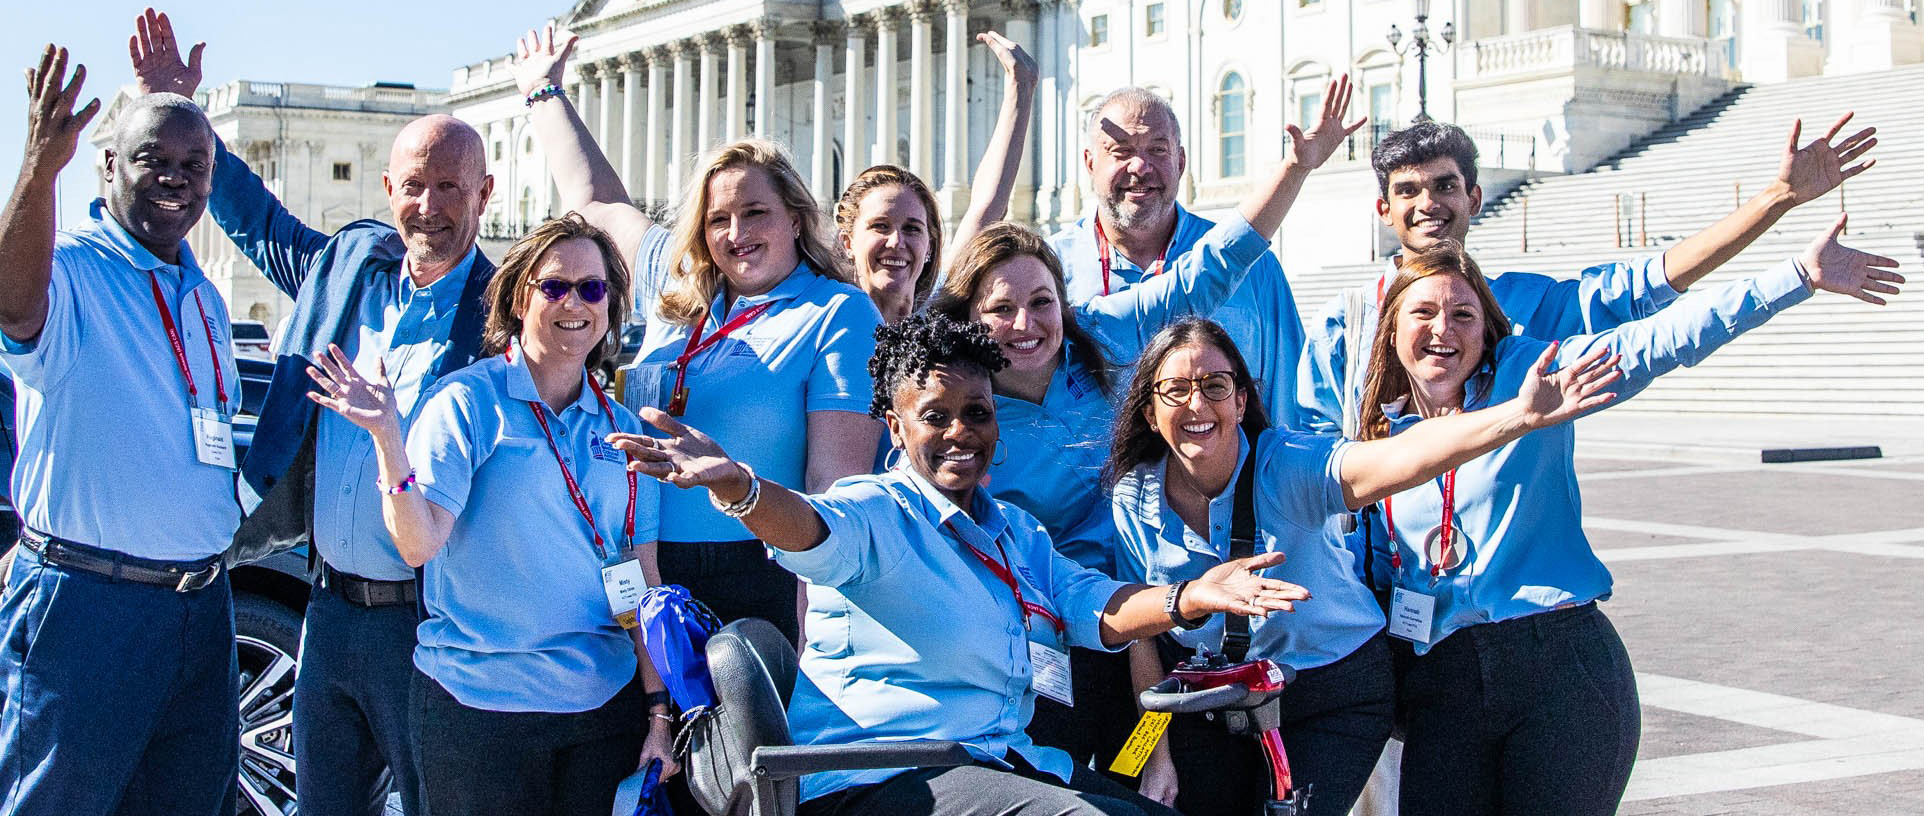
1574, 417, 1924, 816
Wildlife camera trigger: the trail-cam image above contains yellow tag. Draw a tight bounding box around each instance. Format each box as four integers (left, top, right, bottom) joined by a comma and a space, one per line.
615, 608, 639, 630
1107, 711, 1172, 777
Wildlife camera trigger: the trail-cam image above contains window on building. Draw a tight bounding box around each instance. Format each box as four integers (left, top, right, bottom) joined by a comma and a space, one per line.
1369, 83, 1394, 133
1628, 1, 1656, 34
1090, 14, 1109, 47
1803, 0, 1824, 42
332, 162, 352, 181
1219, 72, 1247, 178
1297, 90, 1323, 135
494, 141, 505, 161
1299, 0, 1323, 7
1223, 0, 1244, 21
1146, 3, 1166, 37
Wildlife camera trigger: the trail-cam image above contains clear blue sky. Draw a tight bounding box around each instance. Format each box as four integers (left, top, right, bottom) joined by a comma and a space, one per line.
4, 1, 561, 227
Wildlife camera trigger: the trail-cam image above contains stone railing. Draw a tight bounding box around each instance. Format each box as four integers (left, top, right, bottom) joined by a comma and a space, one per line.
1467, 26, 1724, 81
201, 80, 447, 116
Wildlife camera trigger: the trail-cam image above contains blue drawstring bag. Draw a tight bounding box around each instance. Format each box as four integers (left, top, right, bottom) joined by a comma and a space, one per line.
611, 757, 674, 816
638, 585, 721, 714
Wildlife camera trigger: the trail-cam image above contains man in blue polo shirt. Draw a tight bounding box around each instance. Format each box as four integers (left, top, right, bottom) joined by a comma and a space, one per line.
0, 49, 237, 816
132, 12, 496, 815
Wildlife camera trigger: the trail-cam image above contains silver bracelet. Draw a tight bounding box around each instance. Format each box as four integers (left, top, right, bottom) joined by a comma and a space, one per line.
709, 463, 761, 518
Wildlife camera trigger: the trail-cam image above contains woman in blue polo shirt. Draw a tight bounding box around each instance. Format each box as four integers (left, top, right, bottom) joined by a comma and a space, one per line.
622, 140, 882, 646
1103, 316, 1620, 815
614, 313, 1307, 816
1352, 238, 1882, 816
307, 215, 676, 816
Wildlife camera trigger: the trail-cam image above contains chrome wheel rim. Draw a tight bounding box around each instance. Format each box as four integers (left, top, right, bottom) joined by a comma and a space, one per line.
236, 633, 298, 816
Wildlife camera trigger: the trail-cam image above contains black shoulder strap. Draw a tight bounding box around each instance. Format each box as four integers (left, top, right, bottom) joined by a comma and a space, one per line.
1222, 457, 1260, 663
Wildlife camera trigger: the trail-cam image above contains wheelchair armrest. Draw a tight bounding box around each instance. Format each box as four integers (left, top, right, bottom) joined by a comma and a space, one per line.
750, 741, 973, 780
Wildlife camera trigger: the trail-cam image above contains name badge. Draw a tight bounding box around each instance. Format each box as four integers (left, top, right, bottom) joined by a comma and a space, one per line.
191, 407, 236, 469
590, 437, 626, 464
601, 558, 647, 629
1029, 640, 1074, 706
1387, 587, 1435, 644
619, 362, 672, 414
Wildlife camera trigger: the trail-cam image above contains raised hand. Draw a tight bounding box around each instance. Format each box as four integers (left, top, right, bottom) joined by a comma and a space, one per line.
612, 408, 747, 492
1286, 73, 1368, 171
22, 46, 99, 177
1801, 214, 1904, 305
1517, 343, 1622, 428
978, 30, 1036, 92
1777, 113, 1877, 206
1185, 551, 1310, 618
305, 344, 401, 438
514, 21, 578, 98
129, 7, 204, 97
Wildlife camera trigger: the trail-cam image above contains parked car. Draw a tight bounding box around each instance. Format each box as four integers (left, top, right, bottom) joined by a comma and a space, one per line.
232, 319, 273, 360
0, 356, 306, 816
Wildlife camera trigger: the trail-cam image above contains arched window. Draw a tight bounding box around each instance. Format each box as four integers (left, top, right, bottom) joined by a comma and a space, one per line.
1218, 72, 1247, 178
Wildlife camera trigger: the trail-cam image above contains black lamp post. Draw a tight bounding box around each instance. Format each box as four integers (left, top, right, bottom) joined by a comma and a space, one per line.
1387, 0, 1455, 123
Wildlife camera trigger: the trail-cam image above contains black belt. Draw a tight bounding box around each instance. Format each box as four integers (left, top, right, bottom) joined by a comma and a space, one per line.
321, 564, 418, 608
18, 529, 222, 592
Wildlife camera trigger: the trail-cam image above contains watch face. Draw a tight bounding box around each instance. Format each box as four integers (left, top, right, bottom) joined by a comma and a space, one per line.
1422, 523, 1471, 572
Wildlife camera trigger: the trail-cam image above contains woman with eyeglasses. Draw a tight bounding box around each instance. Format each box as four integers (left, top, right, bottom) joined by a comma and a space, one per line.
305, 215, 678, 816
1104, 316, 1622, 816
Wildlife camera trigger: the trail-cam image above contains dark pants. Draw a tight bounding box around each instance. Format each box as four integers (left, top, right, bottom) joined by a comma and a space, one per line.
410, 670, 652, 816
1163, 633, 1396, 816
1027, 647, 1139, 786
658, 539, 800, 645
0, 543, 238, 816
1396, 604, 1640, 816
294, 580, 424, 816
801, 751, 1182, 816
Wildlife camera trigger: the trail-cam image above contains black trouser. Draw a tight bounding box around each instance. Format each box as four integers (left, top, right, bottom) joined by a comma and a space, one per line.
409, 671, 652, 816
1162, 633, 1396, 816
801, 750, 1181, 816
1027, 646, 1140, 786
1395, 603, 1640, 816
658, 539, 800, 645
294, 580, 424, 816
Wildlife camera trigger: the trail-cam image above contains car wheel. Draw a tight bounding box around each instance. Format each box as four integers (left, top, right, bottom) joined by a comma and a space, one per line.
234, 593, 301, 816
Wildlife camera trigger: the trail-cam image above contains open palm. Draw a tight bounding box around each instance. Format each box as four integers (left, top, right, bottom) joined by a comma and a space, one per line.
306, 344, 400, 437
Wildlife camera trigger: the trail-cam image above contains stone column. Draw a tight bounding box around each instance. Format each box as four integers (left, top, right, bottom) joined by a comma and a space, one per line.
844, 14, 869, 175
1505, 0, 1535, 35
754, 18, 779, 138
1579, 0, 1623, 32
698, 34, 721, 154
598, 61, 620, 157
1833, 0, 1924, 72
873, 9, 901, 166
645, 47, 668, 206
1035, 0, 1061, 228
576, 62, 601, 148
1742, 0, 1825, 81
671, 41, 695, 193
1003, 0, 1038, 223
726, 26, 750, 142
812, 22, 840, 202
940, 0, 970, 212
620, 55, 645, 196
908, 3, 935, 179
1656, 0, 1708, 38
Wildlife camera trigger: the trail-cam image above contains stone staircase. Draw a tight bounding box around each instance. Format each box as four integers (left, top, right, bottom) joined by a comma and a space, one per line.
1292, 63, 1924, 420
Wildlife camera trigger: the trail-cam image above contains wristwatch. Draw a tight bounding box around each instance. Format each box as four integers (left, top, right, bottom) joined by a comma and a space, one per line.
1164, 580, 1208, 630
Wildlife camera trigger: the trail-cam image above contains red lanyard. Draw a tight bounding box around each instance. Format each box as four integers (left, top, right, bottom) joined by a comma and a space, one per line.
1383, 469, 1456, 579
1093, 220, 1166, 296
946, 521, 1065, 635
526, 373, 636, 563
666, 301, 774, 415
147, 271, 227, 410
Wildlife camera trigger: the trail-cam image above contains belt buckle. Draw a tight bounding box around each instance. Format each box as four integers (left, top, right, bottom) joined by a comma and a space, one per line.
175, 562, 222, 592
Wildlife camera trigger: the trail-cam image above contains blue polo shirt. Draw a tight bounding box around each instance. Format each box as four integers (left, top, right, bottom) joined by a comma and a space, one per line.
1368, 261, 1809, 653
1111, 429, 1383, 670
311, 249, 476, 581
622, 261, 881, 542
778, 467, 1129, 802
0, 200, 240, 560
410, 345, 661, 712
1049, 205, 1306, 427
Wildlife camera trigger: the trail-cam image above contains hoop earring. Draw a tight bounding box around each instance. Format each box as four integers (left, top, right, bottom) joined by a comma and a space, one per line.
991, 439, 1008, 466
883, 446, 904, 471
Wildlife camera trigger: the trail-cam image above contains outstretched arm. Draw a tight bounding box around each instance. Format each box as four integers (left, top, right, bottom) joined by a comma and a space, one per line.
0, 46, 97, 344
612, 409, 830, 552
306, 345, 455, 566
949, 31, 1036, 254
1096, 551, 1307, 646
1239, 73, 1367, 238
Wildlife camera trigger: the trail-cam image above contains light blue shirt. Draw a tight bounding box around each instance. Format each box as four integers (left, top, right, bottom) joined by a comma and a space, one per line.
311, 248, 476, 580
410, 345, 662, 712
1368, 261, 1809, 653
0, 199, 240, 560
994, 213, 1270, 574
622, 262, 882, 542
1111, 429, 1385, 670
1050, 205, 1306, 427
778, 467, 1130, 802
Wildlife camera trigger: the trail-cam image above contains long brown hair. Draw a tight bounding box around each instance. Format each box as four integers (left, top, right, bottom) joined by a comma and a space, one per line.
481, 212, 633, 369
927, 222, 1114, 396
1103, 317, 1268, 488
1356, 241, 1511, 441
835, 164, 944, 310
657, 139, 846, 326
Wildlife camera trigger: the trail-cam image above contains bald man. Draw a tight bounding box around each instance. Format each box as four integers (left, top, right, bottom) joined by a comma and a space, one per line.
132, 11, 494, 815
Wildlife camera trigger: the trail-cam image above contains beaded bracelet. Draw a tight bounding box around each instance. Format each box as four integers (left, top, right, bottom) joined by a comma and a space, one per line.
708, 463, 761, 518
379, 470, 417, 495
524, 83, 565, 107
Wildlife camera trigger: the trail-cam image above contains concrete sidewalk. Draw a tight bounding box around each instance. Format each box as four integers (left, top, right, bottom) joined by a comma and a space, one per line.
1574, 412, 1924, 462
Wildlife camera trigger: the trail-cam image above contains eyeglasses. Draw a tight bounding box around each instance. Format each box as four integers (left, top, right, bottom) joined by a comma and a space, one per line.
528, 278, 610, 304
1152, 371, 1238, 407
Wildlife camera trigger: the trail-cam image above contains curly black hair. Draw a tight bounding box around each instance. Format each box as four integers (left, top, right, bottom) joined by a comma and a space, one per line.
867, 313, 1009, 419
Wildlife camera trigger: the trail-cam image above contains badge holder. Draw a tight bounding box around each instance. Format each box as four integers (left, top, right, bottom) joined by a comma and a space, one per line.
602, 557, 646, 630
1028, 632, 1074, 707
191, 407, 236, 469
